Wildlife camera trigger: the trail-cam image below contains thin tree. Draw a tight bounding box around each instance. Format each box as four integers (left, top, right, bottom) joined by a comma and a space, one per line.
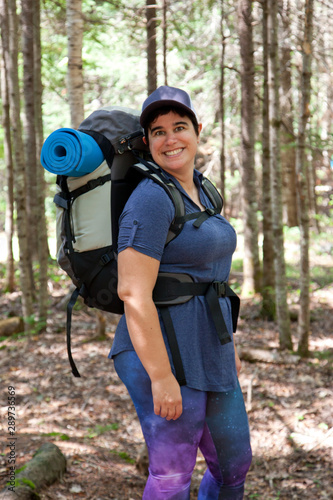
261, 0, 275, 320
296, 0, 314, 357
22, 0, 38, 258
219, 0, 227, 203
0, 0, 15, 292
280, 0, 298, 227
66, 0, 84, 128
6, 0, 34, 324
34, 0, 49, 325
146, 0, 157, 94
162, 0, 168, 86
267, 0, 292, 350
237, 0, 261, 296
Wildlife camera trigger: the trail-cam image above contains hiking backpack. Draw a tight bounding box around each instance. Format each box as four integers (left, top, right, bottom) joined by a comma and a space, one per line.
49, 106, 239, 382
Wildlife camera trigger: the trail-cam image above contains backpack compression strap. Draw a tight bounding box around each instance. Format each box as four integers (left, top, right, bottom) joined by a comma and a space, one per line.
54, 173, 111, 256
78, 129, 115, 168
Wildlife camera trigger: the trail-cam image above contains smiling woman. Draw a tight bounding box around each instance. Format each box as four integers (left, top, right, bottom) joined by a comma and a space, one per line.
144, 112, 203, 197
108, 86, 252, 499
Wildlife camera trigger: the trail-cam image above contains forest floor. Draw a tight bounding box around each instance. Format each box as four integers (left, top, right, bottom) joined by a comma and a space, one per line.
0, 262, 332, 500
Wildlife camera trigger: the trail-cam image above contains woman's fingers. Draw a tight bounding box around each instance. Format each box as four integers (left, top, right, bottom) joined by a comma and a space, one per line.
154, 402, 183, 421
166, 402, 183, 421
151, 374, 183, 420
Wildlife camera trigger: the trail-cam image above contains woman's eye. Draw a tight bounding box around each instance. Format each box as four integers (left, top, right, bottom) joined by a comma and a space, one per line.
175, 126, 185, 132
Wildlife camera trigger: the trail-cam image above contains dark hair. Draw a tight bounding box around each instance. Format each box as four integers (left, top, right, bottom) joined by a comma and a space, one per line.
143, 105, 199, 145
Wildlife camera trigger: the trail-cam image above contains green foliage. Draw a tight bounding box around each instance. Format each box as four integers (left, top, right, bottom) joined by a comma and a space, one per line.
15, 465, 27, 474
6, 477, 36, 490
110, 449, 135, 464
21, 478, 36, 489
0, 262, 6, 279
42, 432, 70, 440
87, 423, 119, 438
231, 258, 243, 274
310, 350, 333, 362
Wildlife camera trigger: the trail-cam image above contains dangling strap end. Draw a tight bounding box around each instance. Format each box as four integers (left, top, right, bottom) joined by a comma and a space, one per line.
66, 287, 82, 378
219, 335, 232, 346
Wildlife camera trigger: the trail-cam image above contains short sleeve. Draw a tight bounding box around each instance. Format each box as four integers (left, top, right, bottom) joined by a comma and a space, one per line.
117, 178, 175, 261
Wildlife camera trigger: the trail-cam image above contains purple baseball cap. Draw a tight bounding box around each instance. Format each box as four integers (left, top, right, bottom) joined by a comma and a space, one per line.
140, 85, 198, 128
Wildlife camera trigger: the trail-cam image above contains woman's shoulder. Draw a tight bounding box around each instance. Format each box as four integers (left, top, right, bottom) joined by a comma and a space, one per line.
121, 177, 176, 224
128, 177, 175, 211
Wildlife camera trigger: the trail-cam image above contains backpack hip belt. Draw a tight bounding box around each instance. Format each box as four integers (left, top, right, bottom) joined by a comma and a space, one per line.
152, 272, 240, 386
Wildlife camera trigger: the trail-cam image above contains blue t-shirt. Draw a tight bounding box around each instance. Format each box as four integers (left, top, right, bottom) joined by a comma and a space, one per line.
109, 169, 238, 392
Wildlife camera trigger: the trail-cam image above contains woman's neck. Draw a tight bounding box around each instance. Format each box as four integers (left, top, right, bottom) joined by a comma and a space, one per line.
174, 171, 205, 210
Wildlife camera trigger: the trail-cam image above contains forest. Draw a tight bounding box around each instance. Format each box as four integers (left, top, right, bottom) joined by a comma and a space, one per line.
0, 0, 332, 499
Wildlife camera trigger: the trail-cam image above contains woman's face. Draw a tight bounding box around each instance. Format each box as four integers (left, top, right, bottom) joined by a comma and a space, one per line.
146, 111, 202, 177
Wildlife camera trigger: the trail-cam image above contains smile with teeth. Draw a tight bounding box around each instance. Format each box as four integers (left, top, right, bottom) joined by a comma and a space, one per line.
164, 148, 184, 157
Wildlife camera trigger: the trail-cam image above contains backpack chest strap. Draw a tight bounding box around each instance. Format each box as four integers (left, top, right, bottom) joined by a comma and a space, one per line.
176, 206, 221, 229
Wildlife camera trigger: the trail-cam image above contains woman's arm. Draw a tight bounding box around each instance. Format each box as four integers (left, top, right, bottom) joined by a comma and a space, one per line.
234, 336, 242, 376
117, 247, 183, 420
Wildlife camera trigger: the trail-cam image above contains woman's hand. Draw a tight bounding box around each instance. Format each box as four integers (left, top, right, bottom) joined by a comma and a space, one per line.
151, 372, 183, 421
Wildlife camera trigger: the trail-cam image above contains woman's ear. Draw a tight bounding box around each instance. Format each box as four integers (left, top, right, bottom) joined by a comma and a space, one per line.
197, 123, 203, 143
143, 136, 147, 145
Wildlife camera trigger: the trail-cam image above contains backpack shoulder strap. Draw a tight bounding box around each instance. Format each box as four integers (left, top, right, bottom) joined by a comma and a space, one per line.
201, 176, 223, 213
173, 177, 223, 230
131, 160, 186, 244
184, 177, 223, 229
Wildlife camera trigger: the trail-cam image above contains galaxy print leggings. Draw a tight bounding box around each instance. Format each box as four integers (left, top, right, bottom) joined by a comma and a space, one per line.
114, 350, 252, 500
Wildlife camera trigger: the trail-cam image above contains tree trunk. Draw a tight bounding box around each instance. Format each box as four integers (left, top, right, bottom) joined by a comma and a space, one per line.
34, 0, 49, 324
6, 0, 34, 324
22, 0, 38, 258
280, 0, 298, 227
296, 0, 314, 357
237, 0, 261, 296
261, 0, 275, 320
66, 0, 84, 128
219, 0, 227, 204
0, 442, 66, 500
267, 0, 292, 350
146, 0, 157, 95
162, 0, 168, 86
0, 0, 15, 292
309, 152, 320, 233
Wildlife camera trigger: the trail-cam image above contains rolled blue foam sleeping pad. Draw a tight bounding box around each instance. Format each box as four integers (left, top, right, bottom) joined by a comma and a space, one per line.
40, 128, 104, 177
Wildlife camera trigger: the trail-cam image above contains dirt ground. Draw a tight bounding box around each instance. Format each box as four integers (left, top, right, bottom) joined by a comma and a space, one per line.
0, 277, 332, 500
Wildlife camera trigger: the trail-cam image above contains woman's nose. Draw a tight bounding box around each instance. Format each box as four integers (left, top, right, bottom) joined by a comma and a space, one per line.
164, 131, 177, 144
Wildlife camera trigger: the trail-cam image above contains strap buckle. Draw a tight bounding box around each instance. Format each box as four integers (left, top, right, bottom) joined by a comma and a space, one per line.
99, 252, 112, 266
87, 177, 104, 190
212, 281, 226, 297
